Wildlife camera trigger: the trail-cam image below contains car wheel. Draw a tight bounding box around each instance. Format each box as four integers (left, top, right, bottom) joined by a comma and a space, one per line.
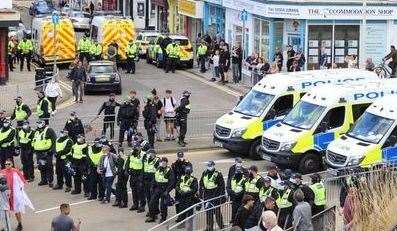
299, 152, 322, 174
248, 139, 262, 160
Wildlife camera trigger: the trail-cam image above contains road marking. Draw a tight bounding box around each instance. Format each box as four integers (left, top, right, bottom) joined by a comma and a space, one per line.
56, 80, 75, 110
35, 200, 95, 213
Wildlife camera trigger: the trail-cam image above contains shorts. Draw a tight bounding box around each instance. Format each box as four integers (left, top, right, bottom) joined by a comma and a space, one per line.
164, 116, 176, 124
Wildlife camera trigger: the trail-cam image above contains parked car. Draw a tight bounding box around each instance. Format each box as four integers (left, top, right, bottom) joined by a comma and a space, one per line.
29, 0, 54, 16
169, 35, 194, 68
84, 61, 122, 95
136, 31, 161, 58
68, 10, 91, 30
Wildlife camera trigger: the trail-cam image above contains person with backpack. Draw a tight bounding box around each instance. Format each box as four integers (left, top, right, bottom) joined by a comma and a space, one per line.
163, 90, 177, 141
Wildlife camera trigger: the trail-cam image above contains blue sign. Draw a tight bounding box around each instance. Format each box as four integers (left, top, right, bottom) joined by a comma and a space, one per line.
239, 9, 248, 22
52, 12, 60, 24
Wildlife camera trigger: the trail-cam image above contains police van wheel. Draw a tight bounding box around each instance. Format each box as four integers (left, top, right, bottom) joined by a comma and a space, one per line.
299, 153, 322, 174
248, 140, 261, 160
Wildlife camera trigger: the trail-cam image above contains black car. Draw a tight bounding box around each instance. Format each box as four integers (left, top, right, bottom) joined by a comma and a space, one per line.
84, 61, 122, 95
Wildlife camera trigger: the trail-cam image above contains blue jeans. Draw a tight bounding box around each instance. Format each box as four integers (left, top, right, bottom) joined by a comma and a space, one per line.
103, 176, 114, 202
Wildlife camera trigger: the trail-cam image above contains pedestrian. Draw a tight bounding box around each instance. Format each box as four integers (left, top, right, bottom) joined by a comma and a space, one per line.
11, 96, 31, 127
276, 181, 293, 229
292, 189, 313, 231
45, 78, 63, 113
227, 158, 248, 187
319, 47, 328, 69
163, 89, 177, 141
142, 147, 159, 210
232, 194, 255, 230
17, 36, 33, 72
231, 44, 242, 83
0, 119, 16, 169
383, 45, 397, 77
128, 90, 140, 131
199, 161, 225, 231
142, 96, 157, 149
125, 146, 145, 212
16, 121, 34, 181
210, 49, 220, 82
228, 165, 247, 221
197, 40, 208, 73
296, 48, 306, 69
286, 45, 296, 72
98, 145, 117, 204
365, 58, 375, 72
87, 138, 104, 200
117, 97, 136, 146
151, 89, 163, 142
171, 151, 192, 183
342, 186, 358, 231
309, 173, 326, 215
0, 159, 34, 231
113, 147, 128, 208
36, 91, 52, 125
165, 41, 180, 73
64, 112, 85, 143
145, 157, 174, 223
175, 90, 191, 147
219, 44, 230, 84
98, 93, 120, 140
260, 210, 283, 231
70, 135, 89, 196
0, 175, 11, 231
273, 48, 283, 71
53, 129, 74, 191
244, 165, 264, 201
160, 36, 172, 70
289, 60, 301, 72
51, 203, 81, 231
32, 120, 56, 188
69, 60, 86, 103
126, 40, 138, 74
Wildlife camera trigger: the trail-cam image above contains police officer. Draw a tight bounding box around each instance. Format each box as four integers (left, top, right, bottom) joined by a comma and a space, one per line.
171, 151, 192, 182
64, 111, 85, 143
143, 95, 157, 149
53, 129, 73, 191
114, 147, 128, 208
32, 119, 56, 187
87, 138, 104, 200
276, 181, 293, 228
266, 163, 283, 190
129, 90, 140, 132
146, 157, 174, 223
78, 33, 91, 62
98, 93, 120, 140
309, 173, 326, 214
227, 157, 248, 191
125, 145, 145, 212
175, 165, 198, 225
0, 119, 16, 169
36, 91, 52, 125
199, 161, 225, 230
8, 37, 16, 71
16, 121, 34, 181
175, 90, 191, 147
117, 97, 136, 146
71, 135, 89, 196
18, 36, 33, 71
165, 41, 180, 73
228, 165, 247, 220
90, 41, 102, 61
126, 40, 138, 74
197, 41, 208, 73
288, 173, 314, 208
259, 177, 280, 202
11, 96, 31, 127
244, 165, 264, 201
142, 147, 159, 210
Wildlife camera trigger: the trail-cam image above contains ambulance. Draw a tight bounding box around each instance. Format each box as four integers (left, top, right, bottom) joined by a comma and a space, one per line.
326, 96, 397, 169
213, 69, 378, 159
90, 15, 135, 61
260, 79, 397, 173
31, 15, 76, 65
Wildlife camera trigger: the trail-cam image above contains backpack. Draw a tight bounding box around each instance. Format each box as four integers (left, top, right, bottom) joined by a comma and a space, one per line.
163, 97, 175, 108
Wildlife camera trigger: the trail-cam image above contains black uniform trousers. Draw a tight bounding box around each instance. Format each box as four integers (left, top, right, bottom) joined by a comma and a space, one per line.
146, 129, 155, 149
178, 118, 187, 142
142, 173, 154, 208
0, 147, 15, 169
230, 192, 244, 220
148, 184, 168, 219
36, 150, 54, 184
72, 159, 89, 193
20, 53, 31, 71
204, 195, 224, 231
176, 196, 195, 222
115, 173, 128, 205
55, 158, 71, 188
88, 167, 104, 199
8, 54, 14, 71
199, 55, 206, 72
166, 57, 178, 73
129, 171, 144, 208
102, 120, 115, 140
20, 147, 34, 180
126, 57, 136, 74
119, 121, 133, 145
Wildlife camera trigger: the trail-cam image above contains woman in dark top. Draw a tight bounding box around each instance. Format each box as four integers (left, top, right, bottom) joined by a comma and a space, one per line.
232, 195, 255, 230
219, 45, 230, 84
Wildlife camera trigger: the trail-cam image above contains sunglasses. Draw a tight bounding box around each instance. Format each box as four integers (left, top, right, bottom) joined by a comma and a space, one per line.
5, 163, 11, 166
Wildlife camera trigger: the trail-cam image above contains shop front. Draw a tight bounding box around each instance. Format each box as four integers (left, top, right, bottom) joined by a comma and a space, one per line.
150, 0, 168, 31
167, 0, 178, 33
203, 0, 225, 39
177, 0, 203, 40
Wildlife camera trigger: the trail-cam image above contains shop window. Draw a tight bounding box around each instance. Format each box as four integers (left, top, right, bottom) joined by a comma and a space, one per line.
274, 22, 283, 51
253, 18, 270, 60
307, 25, 332, 70
334, 25, 360, 68
234, 25, 242, 47
352, 103, 371, 121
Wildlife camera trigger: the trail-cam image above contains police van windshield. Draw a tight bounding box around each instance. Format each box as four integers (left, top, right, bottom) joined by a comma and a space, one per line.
347, 112, 394, 144
283, 101, 326, 130
234, 90, 274, 117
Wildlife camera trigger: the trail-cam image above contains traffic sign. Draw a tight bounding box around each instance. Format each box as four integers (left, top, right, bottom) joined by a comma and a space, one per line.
239, 9, 248, 22
52, 11, 60, 24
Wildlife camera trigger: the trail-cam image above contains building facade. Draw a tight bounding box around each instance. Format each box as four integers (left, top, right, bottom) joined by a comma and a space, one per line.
203, 0, 225, 39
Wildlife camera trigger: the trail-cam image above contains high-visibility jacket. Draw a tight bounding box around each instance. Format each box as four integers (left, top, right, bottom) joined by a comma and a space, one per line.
78, 38, 91, 53
155, 167, 170, 183
0, 128, 15, 148
15, 103, 28, 121
231, 177, 246, 194
56, 138, 72, 160
8, 41, 15, 55
245, 175, 261, 193
128, 154, 144, 170
126, 43, 138, 58
18, 40, 33, 54
178, 175, 194, 193
37, 97, 52, 117
18, 129, 33, 145
310, 182, 326, 206
259, 186, 277, 202
144, 157, 159, 173
166, 44, 180, 58
90, 43, 102, 56
32, 127, 52, 151
88, 147, 103, 166
276, 189, 293, 209
72, 143, 88, 160
203, 172, 218, 190
197, 45, 207, 56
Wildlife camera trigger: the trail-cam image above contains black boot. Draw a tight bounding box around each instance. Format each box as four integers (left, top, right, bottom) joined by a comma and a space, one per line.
16, 223, 23, 231
71, 190, 81, 195
129, 205, 138, 211
112, 202, 120, 207
145, 216, 156, 223
53, 184, 63, 190
137, 207, 145, 213
38, 181, 47, 186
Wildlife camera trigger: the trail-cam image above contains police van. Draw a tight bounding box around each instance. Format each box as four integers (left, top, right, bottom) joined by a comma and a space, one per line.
326, 96, 397, 169
213, 69, 378, 159
260, 79, 397, 173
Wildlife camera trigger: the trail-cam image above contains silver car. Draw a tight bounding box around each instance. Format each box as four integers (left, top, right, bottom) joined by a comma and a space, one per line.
68, 11, 91, 30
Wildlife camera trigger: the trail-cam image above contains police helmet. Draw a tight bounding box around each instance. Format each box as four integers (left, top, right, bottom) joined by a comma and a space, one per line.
176, 151, 184, 158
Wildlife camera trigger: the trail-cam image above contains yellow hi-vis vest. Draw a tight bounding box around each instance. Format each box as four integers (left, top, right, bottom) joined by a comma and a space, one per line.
56, 138, 72, 160
36, 97, 52, 117
15, 104, 28, 121
179, 175, 194, 193
18, 129, 32, 145
0, 128, 14, 148
72, 143, 87, 160
129, 154, 144, 170
33, 127, 52, 151
197, 45, 207, 56
259, 187, 275, 202
231, 177, 245, 193
245, 175, 261, 193
276, 189, 293, 209
310, 182, 326, 206
203, 172, 218, 190
89, 147, 103, 166
144, 157, 158, 173
155, 167, 170, 183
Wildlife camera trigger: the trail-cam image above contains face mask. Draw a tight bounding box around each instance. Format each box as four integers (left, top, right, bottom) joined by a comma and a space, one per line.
70, 116, 75, 120
16, 100, 22, 105
60, 132, 66, 137
22, 125, 28, 130
149, 153, 156, 159
3, 123, 10, 128
95, 143, 103, 148
236, 163, 242, 168
77, 138, 84, 143
109, 98, 115, 102
207, 166, 215, 171
37, 123, 44, 129
160, 162, 166, 168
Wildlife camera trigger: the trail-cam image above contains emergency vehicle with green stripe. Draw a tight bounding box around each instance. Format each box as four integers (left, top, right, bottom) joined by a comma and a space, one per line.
261, 79, 397, 173
213, 69, 378, 159
326, 96, 397, 168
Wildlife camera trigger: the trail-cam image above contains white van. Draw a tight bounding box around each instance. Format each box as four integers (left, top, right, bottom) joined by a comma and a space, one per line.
326, 96, 397, 169
261, 79, 397, 173
213, 69, 378, 159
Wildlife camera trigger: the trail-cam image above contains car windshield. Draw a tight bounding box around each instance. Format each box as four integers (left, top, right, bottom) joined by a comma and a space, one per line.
234, 90, 274, 117
347, 112, 394, 144
89, 65, 114, 73
174, 39, 189, 46
283, 101, 326, 130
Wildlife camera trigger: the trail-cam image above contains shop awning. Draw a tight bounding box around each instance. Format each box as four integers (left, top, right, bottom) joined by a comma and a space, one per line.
0, 10, 20, 27
152, 0, 167, 8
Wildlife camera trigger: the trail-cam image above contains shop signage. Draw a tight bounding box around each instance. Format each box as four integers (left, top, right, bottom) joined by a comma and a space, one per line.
0, 0, 12, 9
178, 0, 204, 18
364, 23, 388, 65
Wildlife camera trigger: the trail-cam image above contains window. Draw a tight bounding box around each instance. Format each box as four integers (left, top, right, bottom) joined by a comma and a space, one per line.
352, 103, 371, 121
317, 106, 345, 133
300, 92, 306, 98
272, 94, 294, 117
253, 18, 269, 59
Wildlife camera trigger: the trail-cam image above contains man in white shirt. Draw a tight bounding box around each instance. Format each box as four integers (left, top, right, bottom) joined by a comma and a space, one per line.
45, 78, 63, 113
98, 146, 116, 203
163, 90, 178, 141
